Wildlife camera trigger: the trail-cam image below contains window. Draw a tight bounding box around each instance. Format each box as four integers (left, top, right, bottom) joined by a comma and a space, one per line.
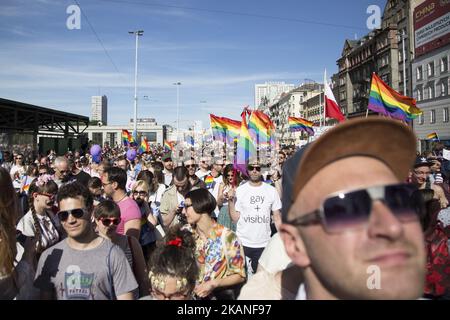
428, 86, 434, 99
440, 82, 446, 97
419, 113, 424, 125
416, 88, 422, 101
430, 110, 436, 124
417, 66, 423, 80
441, 56, 448, 73
444, 108, 449, 123
427, 62, 434, 77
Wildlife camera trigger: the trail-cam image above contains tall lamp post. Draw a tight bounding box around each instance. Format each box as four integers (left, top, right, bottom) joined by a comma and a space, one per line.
173, 82, 182, 141
129, 30, 144, 141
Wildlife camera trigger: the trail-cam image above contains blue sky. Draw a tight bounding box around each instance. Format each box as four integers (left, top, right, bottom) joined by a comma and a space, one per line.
0, 0, 386, 128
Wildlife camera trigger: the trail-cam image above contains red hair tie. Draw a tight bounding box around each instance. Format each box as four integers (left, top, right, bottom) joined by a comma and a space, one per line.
166, 237, 182, 247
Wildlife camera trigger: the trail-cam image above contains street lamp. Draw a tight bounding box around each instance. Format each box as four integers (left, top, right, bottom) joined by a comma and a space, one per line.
173, 82, 182, 141
129, 30, 144, 141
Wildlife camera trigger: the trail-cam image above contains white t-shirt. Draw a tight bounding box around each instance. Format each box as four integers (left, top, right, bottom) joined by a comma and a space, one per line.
235, 182, 282, 248
195, 169, 210, 180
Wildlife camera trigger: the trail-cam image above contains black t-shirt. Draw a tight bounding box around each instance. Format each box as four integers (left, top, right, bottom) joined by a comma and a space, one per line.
69, 170, 91, 187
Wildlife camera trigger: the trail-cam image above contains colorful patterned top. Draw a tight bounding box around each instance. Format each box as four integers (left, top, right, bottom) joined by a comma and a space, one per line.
193, 223, 246, 283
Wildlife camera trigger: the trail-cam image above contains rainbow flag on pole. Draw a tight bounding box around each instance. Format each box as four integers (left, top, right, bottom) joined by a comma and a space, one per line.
426, 132, 439, 141
234, 108, 256, 177
367, 73, 422, 121
210, 114, 227, 143
288, 117, 315, 136
122, 129, 135, 146
221, 117, 241, 144
164, 140, 174, 152
138, 137, 149, 154
248, 110, 276, 146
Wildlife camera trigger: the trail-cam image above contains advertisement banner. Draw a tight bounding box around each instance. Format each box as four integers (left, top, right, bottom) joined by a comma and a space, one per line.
414, 0, 450, 57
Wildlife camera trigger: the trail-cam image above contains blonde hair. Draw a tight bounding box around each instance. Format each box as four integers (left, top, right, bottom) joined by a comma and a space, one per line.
132, 180, 150, 193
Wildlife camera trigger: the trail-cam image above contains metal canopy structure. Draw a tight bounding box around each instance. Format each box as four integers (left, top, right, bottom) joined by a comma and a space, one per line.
0, 98, 89, 136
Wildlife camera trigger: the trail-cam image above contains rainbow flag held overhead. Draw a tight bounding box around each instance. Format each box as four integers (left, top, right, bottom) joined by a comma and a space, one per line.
164, 140, 174, 152
426, 132, 439, 141
121, 129, 136, 146
288, 117, 315, 136
220, 117, 241, 145
234, 108, 256, 177
248, 110, 276, 146
210, 114, 227, 143
368, 73, 422, 121
138, 137, 149, 154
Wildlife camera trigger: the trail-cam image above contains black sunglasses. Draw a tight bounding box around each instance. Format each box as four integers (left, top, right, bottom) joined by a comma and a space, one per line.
185, 164, 196, 168
286, 183, 419, 234
99, 217, 121, 227
248, 165, 261, 172
57, 208, 87, 222
133, 190, 148, 197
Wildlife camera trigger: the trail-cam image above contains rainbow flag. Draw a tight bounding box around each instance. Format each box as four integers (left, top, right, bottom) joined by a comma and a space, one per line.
204, 175, 215, 189
235, 108, 256, 177
368, 73, 422, 121
122, 129, 135, 146
164, 140, 174, 152
426, 132, 439, 141
288, 117, 315, 136
210, 114, 227, 142
138, 137, 149, 154
248, 110, 276, 146
221, 117, 241, 144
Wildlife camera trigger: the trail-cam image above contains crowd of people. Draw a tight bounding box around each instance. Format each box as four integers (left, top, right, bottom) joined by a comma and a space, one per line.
0, 118, 449, 300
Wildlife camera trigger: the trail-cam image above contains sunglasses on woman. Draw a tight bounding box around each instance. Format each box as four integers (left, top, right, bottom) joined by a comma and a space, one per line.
286, 183, 419, 234
57, 208, 87, 222
99, 217, 121, 227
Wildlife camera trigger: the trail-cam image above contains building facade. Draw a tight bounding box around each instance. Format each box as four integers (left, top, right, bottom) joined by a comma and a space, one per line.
91, 95, 107, 124
254, 81, 295, 108
85, 120, 164, 147
411, 0, 450, 151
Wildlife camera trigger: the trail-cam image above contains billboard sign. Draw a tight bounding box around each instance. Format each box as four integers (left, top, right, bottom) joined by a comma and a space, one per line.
414, 0, 450, 57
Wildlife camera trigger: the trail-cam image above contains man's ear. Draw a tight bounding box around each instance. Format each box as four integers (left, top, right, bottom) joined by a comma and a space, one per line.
279, 223, 311, 268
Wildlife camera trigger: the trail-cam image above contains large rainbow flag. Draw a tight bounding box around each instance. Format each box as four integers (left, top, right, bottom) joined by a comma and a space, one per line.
248, 110, 276, 146
221, 117, 241, 144
235, 108, 256, 177
288, 117, 315, 136
122, 129, 135, 146
138, 137, 149, 154
367, 73, 422, 121
210, 114, 227, 143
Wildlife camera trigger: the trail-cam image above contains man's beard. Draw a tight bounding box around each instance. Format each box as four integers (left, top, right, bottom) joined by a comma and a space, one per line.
135, 198, 145, 207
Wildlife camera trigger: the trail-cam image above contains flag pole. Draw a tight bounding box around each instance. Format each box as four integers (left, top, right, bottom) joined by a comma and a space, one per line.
323, 69, 327, 127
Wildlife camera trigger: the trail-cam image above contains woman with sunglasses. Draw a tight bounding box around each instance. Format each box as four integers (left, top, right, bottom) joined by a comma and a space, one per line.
17, 174, 63, 253
131, 180, 159, 261
144, 225, 198, 300
183, 188, 246, 300
93, 200, 150, 298
10, 153, 26, 182
217, 164, 239, 232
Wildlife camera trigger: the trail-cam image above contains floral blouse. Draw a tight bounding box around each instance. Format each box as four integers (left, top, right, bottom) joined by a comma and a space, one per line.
193, 223, 246, 283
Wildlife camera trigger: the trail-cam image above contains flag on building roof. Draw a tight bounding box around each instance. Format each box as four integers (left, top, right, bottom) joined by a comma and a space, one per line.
288, 117, 315, 136
324, 70, 346, 122
248, 110, 276, 146
367, 73, 422, 121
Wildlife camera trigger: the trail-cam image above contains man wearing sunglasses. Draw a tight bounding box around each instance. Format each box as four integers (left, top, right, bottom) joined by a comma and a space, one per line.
162, 153, 174, 186
34, 181, 137, 300
228, 160, 282, 275
195, 157, 211, 180
184, 158, 206, 189
279, 118, 426, 300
